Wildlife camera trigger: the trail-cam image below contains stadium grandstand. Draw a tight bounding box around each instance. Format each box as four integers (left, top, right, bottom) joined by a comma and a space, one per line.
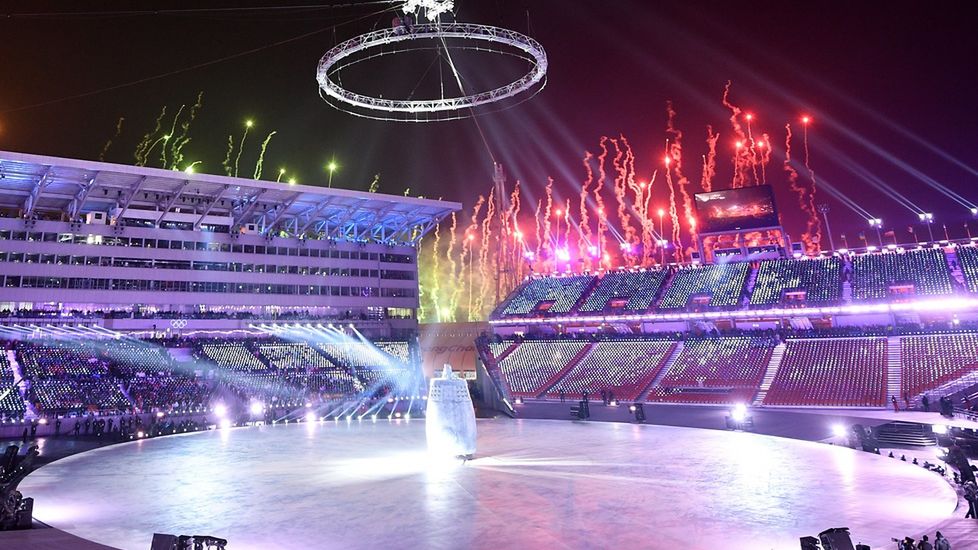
0, 150, 458, 421
479, 241, 978, 413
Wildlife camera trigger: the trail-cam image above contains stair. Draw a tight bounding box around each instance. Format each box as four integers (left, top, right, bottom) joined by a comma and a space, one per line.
945, 249, 965, 285
119, 382, 136, 410
875, 421, 936, 447
886, 336, 903, 402
841, 281, 853, 303
493, 341, 522, 365
7, 349, 36, 418
742, 263, 760, 306
638, 341, 685, 400
535, 342, 595, 398
753, 343, 787, 406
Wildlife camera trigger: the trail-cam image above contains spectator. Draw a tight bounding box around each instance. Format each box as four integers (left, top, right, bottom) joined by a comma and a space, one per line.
965, 481, 978, 519
918, 535, 933, 550
934, 531, 950, 550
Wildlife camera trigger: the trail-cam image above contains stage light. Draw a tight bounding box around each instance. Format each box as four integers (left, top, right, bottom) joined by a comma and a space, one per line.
395, 412, 402, 418
38, 418, 48, 425
831, 424, 847, 438
214, 404, 227, 418
305, 411, 317, 423
523, 251, 535, 260
137, 431, 145, 438
556, 248, 570, 262
971, 207, 978, 216
219, 418, 231, 430
629, 405, 636, 412
156, 412, 165, 418
731, 403, 747, 423
933, 424, 948, 435
249, 402, 264, 415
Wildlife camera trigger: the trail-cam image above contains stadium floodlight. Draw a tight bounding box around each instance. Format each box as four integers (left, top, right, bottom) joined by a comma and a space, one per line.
730, 403, 748, 423
214, 403, 228, 418
932, 424, 948, 435
305, 411, 317, 423
868, 218, 883, 227
831, 424, 847, 438
249, 402, 264, 415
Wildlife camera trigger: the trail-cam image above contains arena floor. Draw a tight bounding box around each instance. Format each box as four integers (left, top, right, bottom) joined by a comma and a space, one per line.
21, 418, 958, 550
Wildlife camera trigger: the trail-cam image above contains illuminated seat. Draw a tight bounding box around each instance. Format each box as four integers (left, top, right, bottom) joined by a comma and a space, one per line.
851, 248, 952, 301
647, 337, 773, 405
658, 262, 750, 309
750, 257, 842, 307
763, 338, 887, 407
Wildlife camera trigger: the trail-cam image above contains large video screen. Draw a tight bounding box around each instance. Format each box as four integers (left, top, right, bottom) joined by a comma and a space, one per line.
694, 185, 779, 232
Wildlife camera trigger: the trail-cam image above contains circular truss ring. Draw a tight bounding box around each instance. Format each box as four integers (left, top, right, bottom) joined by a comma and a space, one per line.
317, 22, 548, 122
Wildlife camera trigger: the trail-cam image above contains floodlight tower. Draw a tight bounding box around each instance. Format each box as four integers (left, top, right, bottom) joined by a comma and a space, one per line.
919, 212, 935, 242
818, 204, 835, 252
868, 218, 884, 248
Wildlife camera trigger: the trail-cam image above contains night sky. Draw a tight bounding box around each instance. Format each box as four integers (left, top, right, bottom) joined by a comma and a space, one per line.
2, 0, 978, 243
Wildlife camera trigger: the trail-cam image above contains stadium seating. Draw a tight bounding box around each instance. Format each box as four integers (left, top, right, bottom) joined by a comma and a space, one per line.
901, 333, 978, 397
30, 378, 130, 414
763, 338, 887, 407
198, 342, 268, 371
851, 248, 952, 300
552, 340, 676, 400
492, 340, 589, 395
257, 343, 337, 370
498, 275, 595, 316
658, 262, 750, 309
17, 341, 114, 378
0, 352, 25, 416
127, 376, 212, 412
750, 257, 842, 306
577, 270, 670, 313
647, 337, 774, 404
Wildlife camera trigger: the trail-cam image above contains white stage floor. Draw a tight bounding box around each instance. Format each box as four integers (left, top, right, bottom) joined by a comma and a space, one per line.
22, 419, 958, 550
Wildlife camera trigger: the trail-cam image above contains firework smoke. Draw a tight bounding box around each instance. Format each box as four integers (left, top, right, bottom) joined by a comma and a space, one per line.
253, 131, 277, 180
99, 117, 125, 162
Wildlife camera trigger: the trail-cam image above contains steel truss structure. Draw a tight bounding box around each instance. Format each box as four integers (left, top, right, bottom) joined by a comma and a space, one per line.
0, 151, 460, 246
317, 22, 547, 122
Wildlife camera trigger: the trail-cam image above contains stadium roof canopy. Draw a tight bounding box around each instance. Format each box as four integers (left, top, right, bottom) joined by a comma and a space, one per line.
0, 150, 461, 245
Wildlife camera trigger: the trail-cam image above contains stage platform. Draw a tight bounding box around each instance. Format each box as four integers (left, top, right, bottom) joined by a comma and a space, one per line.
19, 418, 965, 549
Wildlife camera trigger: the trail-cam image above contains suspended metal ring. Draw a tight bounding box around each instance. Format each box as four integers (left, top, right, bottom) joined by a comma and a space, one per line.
316, 22, 548, 122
